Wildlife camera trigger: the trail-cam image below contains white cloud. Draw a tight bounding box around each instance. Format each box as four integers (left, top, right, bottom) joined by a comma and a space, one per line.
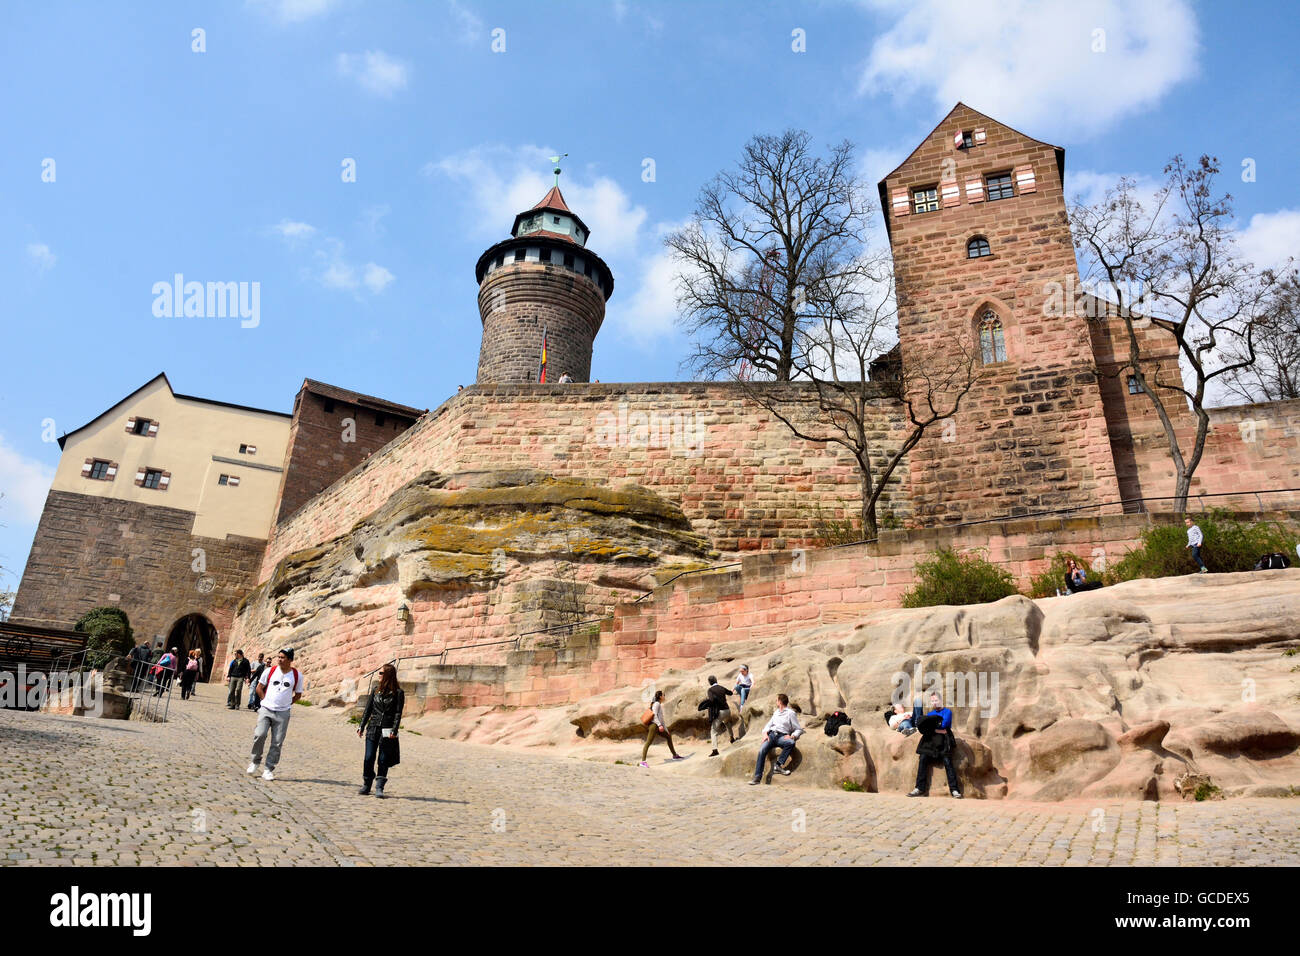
363, 262, 395, 293
1236, 209, 1300, 273
269, 221, 394, 297
248, 0, 340, 23
336, 50, 409, 97
26, 242, 55, 273
858, 0, 1198, 137
272, 220, 317, 241
0, 434, 54, 524
616, 246, 680, 343
447, 0, 483, 45
428, 145, 648, 256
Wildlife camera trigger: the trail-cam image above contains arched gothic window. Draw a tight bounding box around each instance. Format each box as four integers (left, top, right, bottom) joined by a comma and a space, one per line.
979, 310, 1006, 364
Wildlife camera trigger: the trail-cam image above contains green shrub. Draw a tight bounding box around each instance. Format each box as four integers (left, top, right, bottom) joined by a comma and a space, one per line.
1193, 782, 1222, 802
1028, 552, 1093, 598
1106, 510, 1298, 584
73, 607, 134, 670
841, 780, 865, 792
901, 548, 1019, 608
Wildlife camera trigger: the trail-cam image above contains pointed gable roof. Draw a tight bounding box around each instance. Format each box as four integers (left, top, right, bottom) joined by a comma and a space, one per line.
532, 185, 571, 214
875, 102, 1066, 241
511, 185, 590, 240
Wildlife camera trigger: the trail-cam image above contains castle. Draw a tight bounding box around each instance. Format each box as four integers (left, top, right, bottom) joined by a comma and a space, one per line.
13, 104, 1300, 692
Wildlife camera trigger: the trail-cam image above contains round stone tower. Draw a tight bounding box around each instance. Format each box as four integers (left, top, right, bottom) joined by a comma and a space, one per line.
474, 172, 614, 384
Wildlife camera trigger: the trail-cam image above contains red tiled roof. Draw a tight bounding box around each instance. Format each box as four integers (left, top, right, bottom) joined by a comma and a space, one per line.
532, 185, 571, 213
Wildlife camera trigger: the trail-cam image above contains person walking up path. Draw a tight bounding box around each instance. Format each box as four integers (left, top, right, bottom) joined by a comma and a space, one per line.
697, 676, 735, 757
639, 690, 683, 766
246, 649, 304, 781
1185, 517, 1209, 573
247, 653, 267, 711
357, 663, 405, 798
226, 650, 251, 709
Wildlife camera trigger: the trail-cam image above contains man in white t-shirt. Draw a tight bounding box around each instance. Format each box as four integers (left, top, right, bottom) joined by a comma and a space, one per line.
245, 648, 305, 781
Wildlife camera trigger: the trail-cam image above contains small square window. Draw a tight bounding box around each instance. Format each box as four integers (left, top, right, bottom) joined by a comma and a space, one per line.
143, 469, 163, 489
539, 248, 552, 263
218, 474, 229, 485
375, 413, 385, 427
912, 187, 940, 214
514, 249, 526, 262
495, 255, 504, 268
132, 418, 151, 435
563, 252, 575, 268
552, 215, 560, 224
323, 399, 335, 414
1127, 375, 1145, 394
239, 444, 248, 454
961, 130, 974, 148
986, 173, 1014, 202
89, 460, 110, 480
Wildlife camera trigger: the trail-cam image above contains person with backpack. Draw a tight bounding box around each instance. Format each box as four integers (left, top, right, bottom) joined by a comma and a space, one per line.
1185, 517, 1208, 573
696, 676, 735, 757
246, 653, 267, 711
226, 649, 251, 709
748, 693, 803, 784
152, 648, 179, 697
907, 691, 962, 799
179, 649, 201, 700
357, 663, 405, 797
638, 689, 682, 766
246, 648, 304, 782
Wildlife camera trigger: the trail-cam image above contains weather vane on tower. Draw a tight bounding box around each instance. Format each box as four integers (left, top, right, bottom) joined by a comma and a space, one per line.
549, 153, 567, 187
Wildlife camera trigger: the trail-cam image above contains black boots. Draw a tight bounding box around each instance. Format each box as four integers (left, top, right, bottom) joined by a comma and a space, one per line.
375, 777, 387, 799
358, 782, 371, 795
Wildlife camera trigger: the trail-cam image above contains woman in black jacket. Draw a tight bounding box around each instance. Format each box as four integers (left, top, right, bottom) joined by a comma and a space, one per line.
357, 664, 405, 798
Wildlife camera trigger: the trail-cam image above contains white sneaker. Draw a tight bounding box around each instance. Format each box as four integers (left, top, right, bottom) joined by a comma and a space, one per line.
262, 769, 275, 781
246, 763, 257, 775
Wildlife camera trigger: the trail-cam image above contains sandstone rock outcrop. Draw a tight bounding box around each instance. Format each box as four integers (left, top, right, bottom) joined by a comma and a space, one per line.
231, 469, 715, 692
412, 571, 1300, 801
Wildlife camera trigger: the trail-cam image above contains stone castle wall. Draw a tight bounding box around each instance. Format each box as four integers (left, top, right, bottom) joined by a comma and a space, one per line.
10, 490, 264, 657
476, 264, 605, 384
259, 382, 912, 579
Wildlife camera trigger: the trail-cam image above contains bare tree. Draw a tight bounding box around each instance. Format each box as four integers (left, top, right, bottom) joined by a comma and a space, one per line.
1221, 272, 1300, 403
1070, 155, 1289, 512
738, 251, 982, 539
666, 130, 873, 381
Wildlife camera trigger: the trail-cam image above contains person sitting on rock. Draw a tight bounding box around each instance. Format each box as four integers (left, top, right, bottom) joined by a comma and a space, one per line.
908, 691, 962, 799
1063, 558, 1102, 594
734, 665, 754, 708
697, 675, 735, 757
749, 693, 803, 785
885, 701, 917, 736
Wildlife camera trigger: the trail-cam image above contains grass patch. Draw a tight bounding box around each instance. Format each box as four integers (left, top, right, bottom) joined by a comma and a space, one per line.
1106, 510, 1298, 583
1194, 782, 1223, 802
901, 548, 1019, 608
293, 699, 313, 706
841, 780, 865, 792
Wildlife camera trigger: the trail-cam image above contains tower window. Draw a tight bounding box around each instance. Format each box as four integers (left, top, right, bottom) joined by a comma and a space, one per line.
514, 248, 526, 262
563, 252, 574, 268
323, 399, 335, 414
912, 186, 940, 214
495, 255, 504, 268
979, 310, 1007, 364
986, 173, 1014, 202
539, 248, 552, 263
967, 236, 991, 259
552, 215, 560, 224
1127, 375, 1145, 394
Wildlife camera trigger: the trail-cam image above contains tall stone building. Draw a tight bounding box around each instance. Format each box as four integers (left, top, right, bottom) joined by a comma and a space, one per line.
880, 103, 1122, 523
474, 175, 614, 384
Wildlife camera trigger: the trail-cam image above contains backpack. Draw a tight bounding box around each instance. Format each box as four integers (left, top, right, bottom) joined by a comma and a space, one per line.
1254, 552, 1291, 571
186, 658, 199, 671
824, 711, 852, 736
262, 666, 301, 694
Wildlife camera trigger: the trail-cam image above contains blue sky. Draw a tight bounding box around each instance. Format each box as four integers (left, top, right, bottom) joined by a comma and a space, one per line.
2, 0, 1298, 587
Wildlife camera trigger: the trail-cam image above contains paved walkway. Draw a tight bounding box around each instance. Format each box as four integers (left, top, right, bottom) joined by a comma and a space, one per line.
1, 694, 1296, 866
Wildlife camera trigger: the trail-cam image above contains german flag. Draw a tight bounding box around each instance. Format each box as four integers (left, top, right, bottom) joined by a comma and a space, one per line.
538, 327, 548, 383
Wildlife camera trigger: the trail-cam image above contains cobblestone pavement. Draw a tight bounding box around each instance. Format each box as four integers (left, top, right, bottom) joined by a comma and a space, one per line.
1, 694, 1297, 866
